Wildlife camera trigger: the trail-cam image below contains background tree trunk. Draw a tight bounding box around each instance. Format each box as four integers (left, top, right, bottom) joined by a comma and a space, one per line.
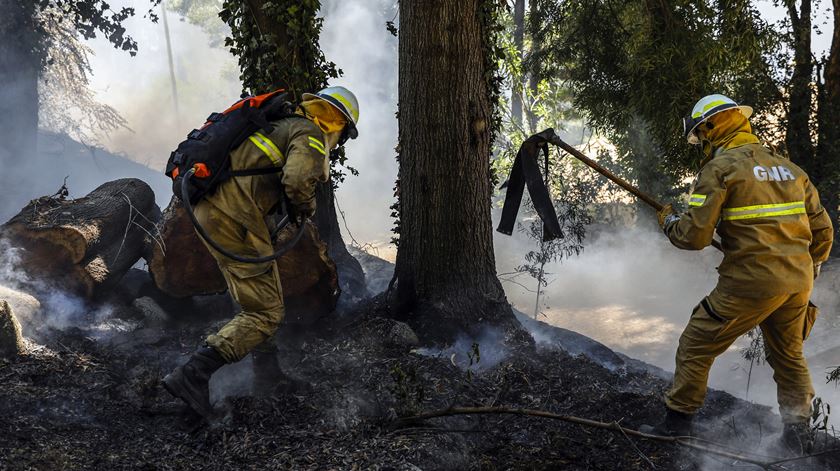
786, 0, 815, 174
511, 0, 526, 127
391, 0, 519, 343
0, 0, 40, 196
816, 0, 840, 252
526, 0, 540, 131
1, 179, 159, 299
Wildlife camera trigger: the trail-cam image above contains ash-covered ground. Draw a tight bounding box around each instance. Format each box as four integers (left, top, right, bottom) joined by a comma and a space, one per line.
1, 253, 839, 470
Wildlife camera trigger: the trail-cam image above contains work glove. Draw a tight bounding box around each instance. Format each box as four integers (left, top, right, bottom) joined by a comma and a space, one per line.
287, 202, 315, 227
657, 204, 680, 233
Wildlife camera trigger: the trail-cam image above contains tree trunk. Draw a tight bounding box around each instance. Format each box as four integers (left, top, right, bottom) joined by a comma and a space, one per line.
786, 0, 815, 174
145, 197, 340, 325
511, 0, 526, 127
1, 179, 159, 299
816, 0, 840, 253
243, 0, 367, 299
0, 0, 40, 196
526, 0, 541, 131
391, 0, 519, 343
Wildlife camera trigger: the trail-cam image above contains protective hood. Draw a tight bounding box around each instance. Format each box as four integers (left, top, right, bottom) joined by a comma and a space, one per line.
297, 99, 347, 136
700, 109, 760, 162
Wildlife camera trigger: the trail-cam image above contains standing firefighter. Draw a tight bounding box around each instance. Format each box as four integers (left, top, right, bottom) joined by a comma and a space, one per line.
162, 86, 360, 418
651, 94, 833, 452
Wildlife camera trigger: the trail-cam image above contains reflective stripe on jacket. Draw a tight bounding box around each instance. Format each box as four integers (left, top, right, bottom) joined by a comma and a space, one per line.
665, 143, 834, 297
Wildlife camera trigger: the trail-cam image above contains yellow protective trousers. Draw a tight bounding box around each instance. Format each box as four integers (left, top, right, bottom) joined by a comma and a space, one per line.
193, 201, 284, 363
666, 288, 817, 424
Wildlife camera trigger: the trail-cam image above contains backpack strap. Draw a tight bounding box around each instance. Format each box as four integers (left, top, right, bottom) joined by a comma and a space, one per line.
230, 166, 285, 177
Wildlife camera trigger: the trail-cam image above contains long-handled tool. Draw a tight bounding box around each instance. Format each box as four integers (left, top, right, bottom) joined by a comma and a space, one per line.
545, 130, 724, 252
546, 129, 820, 325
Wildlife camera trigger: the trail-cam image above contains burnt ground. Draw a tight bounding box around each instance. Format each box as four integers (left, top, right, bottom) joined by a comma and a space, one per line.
1, 305, 839, 471
2, 265, 840, 470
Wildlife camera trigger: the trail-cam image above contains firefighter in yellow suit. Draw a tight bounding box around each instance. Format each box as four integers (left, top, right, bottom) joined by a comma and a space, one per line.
163, 86, 360, 418
646, 94, 833, 452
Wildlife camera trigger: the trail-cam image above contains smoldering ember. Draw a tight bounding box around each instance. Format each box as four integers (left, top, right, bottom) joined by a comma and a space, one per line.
2, 1, 840, 470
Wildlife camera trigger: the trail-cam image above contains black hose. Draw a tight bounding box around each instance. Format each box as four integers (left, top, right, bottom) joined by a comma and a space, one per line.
181, 167, 306, 263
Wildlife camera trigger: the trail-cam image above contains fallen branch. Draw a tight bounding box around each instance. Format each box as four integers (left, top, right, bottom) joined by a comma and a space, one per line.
393, 406, 840, 470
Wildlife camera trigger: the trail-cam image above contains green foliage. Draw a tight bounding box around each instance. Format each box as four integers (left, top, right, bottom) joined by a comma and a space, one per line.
219, 0, 339, 96
36, 1, 161, 61
479, 0, 509, 158
530, 0, 783, 189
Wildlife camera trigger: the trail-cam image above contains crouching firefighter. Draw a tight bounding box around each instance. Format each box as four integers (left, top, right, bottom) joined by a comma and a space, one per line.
645, 94, 834, 452
161, 86, 360, 418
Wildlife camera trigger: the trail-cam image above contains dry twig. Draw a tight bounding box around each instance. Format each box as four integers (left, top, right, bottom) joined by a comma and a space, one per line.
394, 406, 840, 470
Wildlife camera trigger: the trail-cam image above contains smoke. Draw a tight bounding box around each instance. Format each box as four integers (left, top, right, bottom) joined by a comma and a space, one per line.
320, 0, 399, 248
414, 326, 510, 372
0, 238, 122, 339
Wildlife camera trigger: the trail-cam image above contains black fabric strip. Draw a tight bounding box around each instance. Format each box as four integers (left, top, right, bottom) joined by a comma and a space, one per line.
496, 129, 563, 240
701, 298, 726, 322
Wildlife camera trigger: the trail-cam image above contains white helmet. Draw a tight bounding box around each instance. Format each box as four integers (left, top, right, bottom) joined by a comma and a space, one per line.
683, 94, 752, 144
302, 86, 360, 141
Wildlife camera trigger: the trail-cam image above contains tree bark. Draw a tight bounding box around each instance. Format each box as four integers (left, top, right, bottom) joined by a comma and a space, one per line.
786, 0, 816, 174
816, 0, 840, 252
0, 0, 40, 195
391, 0, 519, 343
146, 197, 340, 325
526, 0, 541, 131
1, 179, 159, 299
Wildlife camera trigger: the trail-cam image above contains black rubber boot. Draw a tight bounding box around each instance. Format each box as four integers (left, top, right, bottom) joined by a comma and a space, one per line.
781, 422, 814, 455
252, 350, 294, 396
162, 346, 226, 418
640, 408, 694, 437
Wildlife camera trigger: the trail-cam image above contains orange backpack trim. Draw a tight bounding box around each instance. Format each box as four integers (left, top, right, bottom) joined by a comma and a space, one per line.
225, 89, 287, 114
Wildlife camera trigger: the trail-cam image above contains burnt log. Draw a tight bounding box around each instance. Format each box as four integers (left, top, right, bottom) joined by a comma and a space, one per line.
1, 179, 159, 299
146, 197, 339, 325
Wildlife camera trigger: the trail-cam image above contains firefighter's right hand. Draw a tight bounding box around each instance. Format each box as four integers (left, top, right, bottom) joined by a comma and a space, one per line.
657, 204, 675, 229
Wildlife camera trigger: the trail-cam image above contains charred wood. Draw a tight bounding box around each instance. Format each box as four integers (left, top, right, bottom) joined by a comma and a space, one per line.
1, 178, 159, 299
145, 197, 339, 325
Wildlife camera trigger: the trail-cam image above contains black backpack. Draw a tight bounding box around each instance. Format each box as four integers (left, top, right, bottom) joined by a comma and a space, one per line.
165, 89, 301, 204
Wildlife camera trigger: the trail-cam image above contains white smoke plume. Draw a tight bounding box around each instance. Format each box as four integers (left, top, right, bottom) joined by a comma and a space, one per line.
0, 238, 119, 337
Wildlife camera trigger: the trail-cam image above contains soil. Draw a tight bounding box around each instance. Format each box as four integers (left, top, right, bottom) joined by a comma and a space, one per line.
2, 272, 839, 470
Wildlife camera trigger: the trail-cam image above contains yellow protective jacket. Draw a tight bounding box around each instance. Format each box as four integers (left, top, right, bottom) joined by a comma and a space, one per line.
665, 143, 834, 298
204, 116, 329, 242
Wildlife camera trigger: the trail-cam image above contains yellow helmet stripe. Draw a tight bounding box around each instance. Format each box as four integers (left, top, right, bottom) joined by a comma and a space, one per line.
330, 93, 359, 121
